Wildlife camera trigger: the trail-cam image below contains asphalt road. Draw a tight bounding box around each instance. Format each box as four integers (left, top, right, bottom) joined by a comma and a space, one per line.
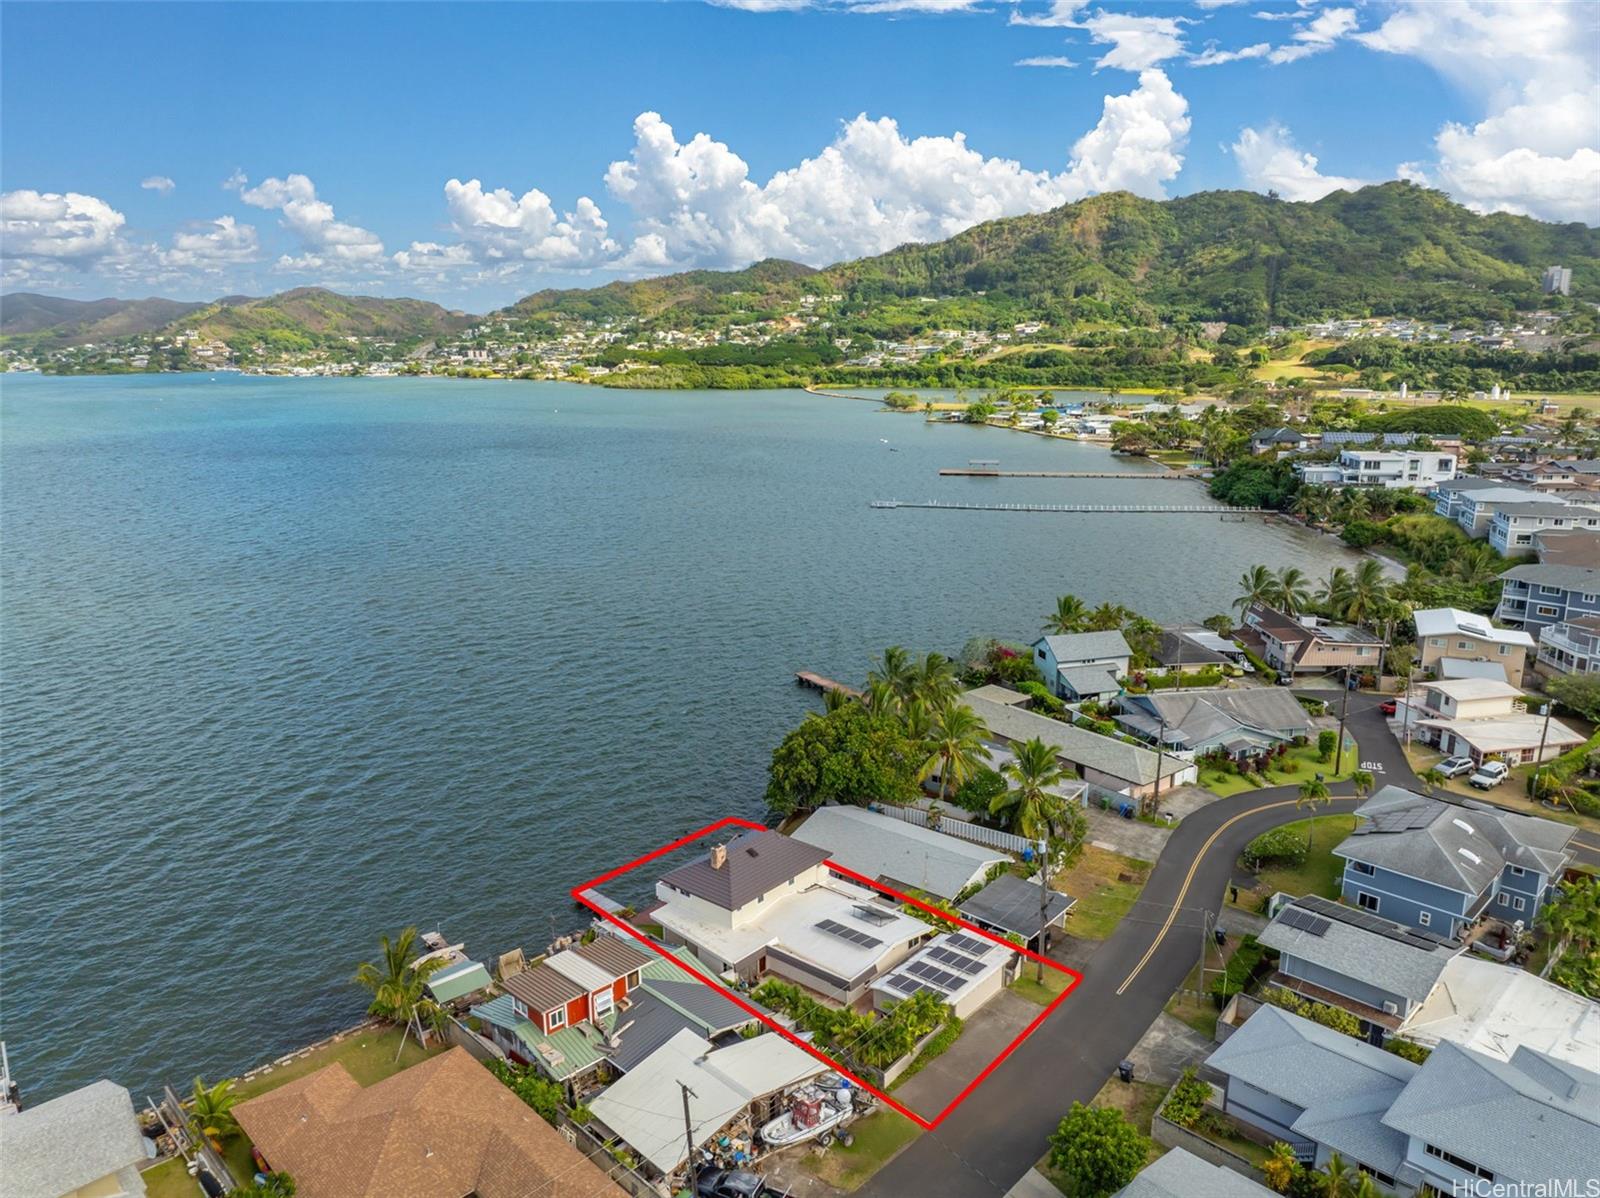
863, 690, 1598, 1197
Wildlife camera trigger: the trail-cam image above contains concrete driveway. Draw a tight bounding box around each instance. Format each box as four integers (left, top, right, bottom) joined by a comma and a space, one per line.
891, 988, 1043, 1120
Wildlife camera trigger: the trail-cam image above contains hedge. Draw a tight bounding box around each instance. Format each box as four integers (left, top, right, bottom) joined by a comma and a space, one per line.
1209, 934, 1270, 1007
1243, 826, 1307, 867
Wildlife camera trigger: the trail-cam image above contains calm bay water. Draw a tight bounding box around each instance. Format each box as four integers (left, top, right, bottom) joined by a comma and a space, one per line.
0, 374, 1359, 1099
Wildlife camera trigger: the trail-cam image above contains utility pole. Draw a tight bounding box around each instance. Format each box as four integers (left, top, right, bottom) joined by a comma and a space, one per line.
680, 1083, 699, 1196
1199, 909, 1214, 988
1150, 712, 1169, 818
1335, 666, 1352, 774
1037, 837, 1050, 983
1531, 700, 1554, 800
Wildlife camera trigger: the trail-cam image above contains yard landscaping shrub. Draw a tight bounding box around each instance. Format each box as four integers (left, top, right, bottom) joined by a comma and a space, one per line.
1385, 1038, 1432, 1063
955, 767, 1008, 815
489, 1059, 566, 1124
889, 1015, 963, 1090
1017, 680, 1066, 714
1263, 988, 1362, 1036
1159, 1068, 1212, 1130
1048, 1103, 1149, 1198
751, 979, 950, 1070
1316, 730, 1337, 762
1243, 827, 1306, 868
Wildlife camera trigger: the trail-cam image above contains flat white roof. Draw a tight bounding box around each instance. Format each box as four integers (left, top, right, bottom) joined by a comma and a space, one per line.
1401, 956, 1600, 1067
1417, 678, 1525, 701
655, 879, 926, 983
1414, 608, 1535, 647
1418, 715, 1585, 752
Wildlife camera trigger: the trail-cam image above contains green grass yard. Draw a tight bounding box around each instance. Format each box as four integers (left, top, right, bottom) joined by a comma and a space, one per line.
1231, 814, 1358, 910
800, 1108, 923, 1191
139, 1159, 203, 1198
1010, 963, 1077, 1006
1197, 738, 1359, 797
1056, 845, 1153, 940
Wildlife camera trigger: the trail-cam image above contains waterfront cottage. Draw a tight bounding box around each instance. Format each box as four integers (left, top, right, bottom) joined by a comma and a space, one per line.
233, 1047, 624, 1198
1241, 603, 1387, 677
0, 1080, 149, 1198
1030, 631, 1131, 702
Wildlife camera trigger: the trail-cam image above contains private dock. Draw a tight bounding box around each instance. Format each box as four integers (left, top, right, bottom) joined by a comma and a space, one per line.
796, 671, 860, 697
869, 500, 1266, 515
938, 469, 1204, 478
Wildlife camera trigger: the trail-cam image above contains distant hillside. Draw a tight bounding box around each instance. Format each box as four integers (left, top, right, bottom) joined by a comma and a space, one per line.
507, 183, 1600, 330
1, 293, 211, 345
177, 287, 476, 347
508, 258, 817, 323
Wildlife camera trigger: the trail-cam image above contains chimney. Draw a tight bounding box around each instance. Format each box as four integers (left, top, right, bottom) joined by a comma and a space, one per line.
710, 843, 728, 870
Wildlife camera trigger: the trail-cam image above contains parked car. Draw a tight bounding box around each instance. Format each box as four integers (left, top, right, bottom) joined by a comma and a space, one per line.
696, 1170, 767, 1198
1436, 756, 1475, 778
1469, 761, 1510, 789
1379, 699, 1397, 715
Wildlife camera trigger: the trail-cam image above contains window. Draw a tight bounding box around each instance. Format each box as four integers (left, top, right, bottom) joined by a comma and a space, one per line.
547, 1006, 566, 1029
1418, 911, 1431, 927
1351, 861, 1376, 876
592, 988, 614, 1018
1540, 585, 1562, 596
1457, 640, 1471, 650
1513, 895, 1526, 912
1498, 645, 1511, 655
1425, 1144, 1494, 1181
1429, 637, 1447, 647
1509, 865, 1525, 876
1498, 893, 1510, 907
1357, 892, 1380, 912
1538, 605, 1560, 617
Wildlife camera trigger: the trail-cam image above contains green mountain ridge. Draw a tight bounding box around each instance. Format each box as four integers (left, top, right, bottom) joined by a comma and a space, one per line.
0, 293, 213, 345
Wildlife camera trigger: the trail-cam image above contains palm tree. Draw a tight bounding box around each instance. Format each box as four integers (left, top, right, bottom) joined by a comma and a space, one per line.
1322, 1152, 1357, 1198
1350, 769, 1374, 802
922, 702, 991, 804
911, 652, 959, 710
1296, 778, 1332, 853
1235, 565, 1275, 617
354, 926, 445, 1060
1450, 541, 1500, 587
1352, 1173, 1382, 1198
1085, 602, 1131, 631
1320, 566, 1352, 611
1537, 877, 1600, 959
991, 738, 1072, 839
190, 1076, 239, 1147
868, 646, 916, 708
1044, 594, 1089, 635
1418, 767, 1448, 796
1332, 559, 1391, 625
1270, 567, 1313, 616
1342, 488, 1372, 522
1260, 1141, 1299, 1194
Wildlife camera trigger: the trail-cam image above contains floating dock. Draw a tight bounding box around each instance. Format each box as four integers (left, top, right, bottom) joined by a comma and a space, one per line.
796, 671, 860, 696
869, 500, 1266, 515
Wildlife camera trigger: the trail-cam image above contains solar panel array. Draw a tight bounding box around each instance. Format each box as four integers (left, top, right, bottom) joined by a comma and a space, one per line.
906, 959, 968, 992
885, 973, 940, 997
1297, 894, 1456, 950
815, 918, 883, 948
1277, 907, 1331, 937
946, 932, 997, 957
926, 946, 986, 975
853, 904, 896, 926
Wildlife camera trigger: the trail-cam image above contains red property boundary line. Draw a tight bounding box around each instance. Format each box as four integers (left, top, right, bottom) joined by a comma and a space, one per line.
570, 815, 1083, 1130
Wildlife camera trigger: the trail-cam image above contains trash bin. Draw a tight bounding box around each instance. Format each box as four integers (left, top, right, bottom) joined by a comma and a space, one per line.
1117, 1060, 1135, 1083
1214, 927, 1227, 946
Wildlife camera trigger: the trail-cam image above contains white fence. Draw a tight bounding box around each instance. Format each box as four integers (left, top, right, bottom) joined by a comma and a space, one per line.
869, 803, 1035, 855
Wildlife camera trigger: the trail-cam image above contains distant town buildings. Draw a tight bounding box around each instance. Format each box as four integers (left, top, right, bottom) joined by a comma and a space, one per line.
1543, 265, 1573, 296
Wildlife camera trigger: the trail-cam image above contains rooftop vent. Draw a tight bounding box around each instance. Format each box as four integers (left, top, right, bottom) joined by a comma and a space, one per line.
710, 844, 727, 870
1459, 848, 1483, 866
1451, 818, 1476, 836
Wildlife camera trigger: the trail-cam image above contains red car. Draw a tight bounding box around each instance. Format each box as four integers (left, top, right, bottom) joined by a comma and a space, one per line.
1379, 699, 1397, 715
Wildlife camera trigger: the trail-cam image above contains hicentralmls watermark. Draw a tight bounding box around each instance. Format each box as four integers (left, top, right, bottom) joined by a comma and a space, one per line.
1451, 1180, 1600, 1198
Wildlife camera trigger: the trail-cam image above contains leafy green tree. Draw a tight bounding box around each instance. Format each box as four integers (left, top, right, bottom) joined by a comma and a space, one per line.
954, 767, 1007, 814
992, 737, 1072, 839
765, 704, 921, 815
1543, 673, 1600, 722
1046, 1103, 1149, 1198
233, 1174, 296, 1198
1538, 876, 1600, 961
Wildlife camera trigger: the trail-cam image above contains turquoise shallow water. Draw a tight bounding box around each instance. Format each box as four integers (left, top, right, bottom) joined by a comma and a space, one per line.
0, 373, 1358, 1099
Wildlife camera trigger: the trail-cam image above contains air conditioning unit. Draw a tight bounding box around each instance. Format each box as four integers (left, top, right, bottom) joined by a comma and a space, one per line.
1382, 1001, 1399, 1015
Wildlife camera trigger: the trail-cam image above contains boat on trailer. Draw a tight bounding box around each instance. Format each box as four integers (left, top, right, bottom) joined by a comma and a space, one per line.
759, 1076, 854, 1148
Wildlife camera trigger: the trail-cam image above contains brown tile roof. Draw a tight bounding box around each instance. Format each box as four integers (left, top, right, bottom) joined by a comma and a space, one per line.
660, 829, 829, 910
502, 963, 585, 1014
234, 1047, 624, 1198
573, 935, 653, 977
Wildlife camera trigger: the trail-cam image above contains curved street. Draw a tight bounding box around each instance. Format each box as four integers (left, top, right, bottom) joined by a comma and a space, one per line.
864, 690, 1598, 1198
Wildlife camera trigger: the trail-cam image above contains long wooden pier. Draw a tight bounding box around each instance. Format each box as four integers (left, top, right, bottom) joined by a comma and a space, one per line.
938, 469, 1204, 478
869, 500, 1266, 515
796, 671, 860, 696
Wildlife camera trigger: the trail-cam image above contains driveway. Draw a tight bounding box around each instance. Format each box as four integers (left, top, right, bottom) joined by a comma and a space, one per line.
891, 989, 1042, 1120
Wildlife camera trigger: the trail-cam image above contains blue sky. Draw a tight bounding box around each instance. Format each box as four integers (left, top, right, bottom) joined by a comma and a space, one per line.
2, 1, 1596, 312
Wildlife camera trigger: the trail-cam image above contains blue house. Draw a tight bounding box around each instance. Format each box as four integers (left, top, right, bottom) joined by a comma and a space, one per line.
1031, 631, 1131, 702
1332, 787, 1576, 939
1496, 560, 1600, 633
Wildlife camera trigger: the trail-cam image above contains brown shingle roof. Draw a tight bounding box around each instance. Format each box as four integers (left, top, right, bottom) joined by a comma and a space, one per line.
502, 963, 585, 1014
660, 829, 829, 909
574, 935, 652, 977
233, 1047, 625, 1198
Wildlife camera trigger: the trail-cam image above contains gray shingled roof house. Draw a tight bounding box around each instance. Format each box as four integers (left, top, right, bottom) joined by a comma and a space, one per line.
1112, 1146, 1277, 1198
1115, 687, 1312, 757
0, 1079, 149, 1198
1332, 787, 1577, 938
1206, 1005, 1600, 1192
790, 805, 1005, 900
1030, 631, 1131, 701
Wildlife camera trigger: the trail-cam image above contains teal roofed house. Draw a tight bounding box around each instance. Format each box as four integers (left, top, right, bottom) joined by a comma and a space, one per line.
426, 958, 493, 1004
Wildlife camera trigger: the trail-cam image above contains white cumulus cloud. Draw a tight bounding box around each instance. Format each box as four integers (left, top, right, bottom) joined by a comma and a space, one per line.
1015, 55, 1078, 68
141, 175, 176, 196
1267, 6, 1358, 63
398, 179, 617, 271
0, 189, 127, 264
1231, 122, 1367, 201
1357, 0, 1600, 224
602, 69, 1188, 270
1080, 11, 1188, 70
1008, 1, 1088, 28
234, 173, 386, 271
160, 215, 260, 270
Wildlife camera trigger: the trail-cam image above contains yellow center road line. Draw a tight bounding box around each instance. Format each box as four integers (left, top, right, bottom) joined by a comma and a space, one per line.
1116, 798, 1300, 997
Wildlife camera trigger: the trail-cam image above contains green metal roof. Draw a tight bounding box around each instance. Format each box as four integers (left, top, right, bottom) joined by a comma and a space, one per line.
472, 993, 617, 1081
426, 960, 492, 1003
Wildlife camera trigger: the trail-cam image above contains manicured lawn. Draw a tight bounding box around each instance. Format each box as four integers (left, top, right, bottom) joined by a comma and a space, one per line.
140, 1159, 203, 1198
800, 1108, 923, 1191
1232, 814, 1358, 908
1057, 846, 1153, 940
1010, 964, 1077, 1006
1199, 738, 1359, 797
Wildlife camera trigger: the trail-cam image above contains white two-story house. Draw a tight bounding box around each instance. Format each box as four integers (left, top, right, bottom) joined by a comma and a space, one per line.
1297, 449, 1457, 491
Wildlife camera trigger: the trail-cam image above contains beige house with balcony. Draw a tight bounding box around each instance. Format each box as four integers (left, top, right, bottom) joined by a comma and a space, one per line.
1413, 608, 1532, 686
1394, 678, 1583, 765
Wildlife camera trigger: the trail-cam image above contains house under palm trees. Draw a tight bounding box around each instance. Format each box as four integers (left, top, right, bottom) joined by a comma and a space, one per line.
1030, 631, 1131, 701
1240, 602, 1388, 678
